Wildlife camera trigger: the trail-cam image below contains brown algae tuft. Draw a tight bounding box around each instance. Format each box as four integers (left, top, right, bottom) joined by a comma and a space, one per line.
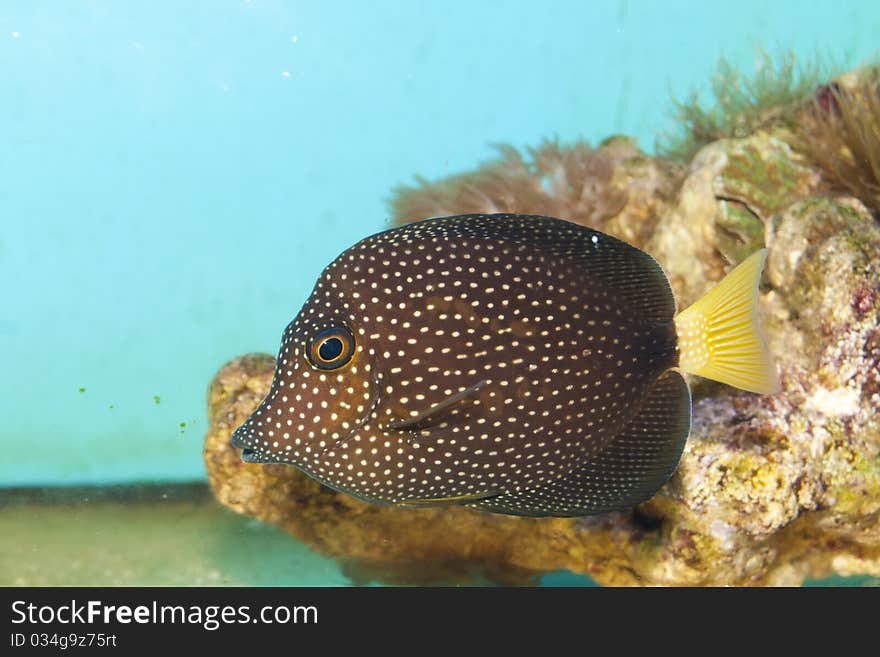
793, 67, 880, 214
391, 140, 627, 228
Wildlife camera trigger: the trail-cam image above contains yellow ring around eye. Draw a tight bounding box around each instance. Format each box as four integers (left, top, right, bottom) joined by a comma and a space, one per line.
316, 336, 346, 362
307, 327, 355, 370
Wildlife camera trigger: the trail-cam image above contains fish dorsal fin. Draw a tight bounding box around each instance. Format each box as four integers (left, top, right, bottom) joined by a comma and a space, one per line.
468, 370, 691, 517
383, 380, 489, 432
405, 214, 677, 322
541, 221, 677, 323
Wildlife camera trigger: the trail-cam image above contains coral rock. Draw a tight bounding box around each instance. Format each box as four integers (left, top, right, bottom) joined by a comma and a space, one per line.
205, 78, 880, 586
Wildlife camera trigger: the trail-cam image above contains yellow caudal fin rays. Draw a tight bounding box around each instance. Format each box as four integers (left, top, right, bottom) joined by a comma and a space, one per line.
673, 249, 780, 394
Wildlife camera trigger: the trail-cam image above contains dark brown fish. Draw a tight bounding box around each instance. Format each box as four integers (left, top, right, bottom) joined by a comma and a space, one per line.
231, 214, 777, 516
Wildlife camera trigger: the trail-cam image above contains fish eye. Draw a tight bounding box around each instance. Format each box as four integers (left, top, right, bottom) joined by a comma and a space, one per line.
307, 326, 355, 370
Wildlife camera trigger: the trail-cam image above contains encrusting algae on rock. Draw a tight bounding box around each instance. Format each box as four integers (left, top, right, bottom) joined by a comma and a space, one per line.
204, 62, 880, 586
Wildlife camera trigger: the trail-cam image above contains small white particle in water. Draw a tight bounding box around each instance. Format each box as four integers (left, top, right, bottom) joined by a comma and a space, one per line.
12, 31, 20, 39
291, 35, 299, 43
281, 70, 291, 78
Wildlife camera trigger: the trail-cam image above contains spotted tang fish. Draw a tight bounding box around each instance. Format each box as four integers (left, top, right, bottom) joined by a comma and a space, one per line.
231, 214, 778, 517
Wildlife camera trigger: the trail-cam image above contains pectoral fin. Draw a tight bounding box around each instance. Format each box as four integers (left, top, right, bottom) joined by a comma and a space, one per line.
384, 380, 489, 432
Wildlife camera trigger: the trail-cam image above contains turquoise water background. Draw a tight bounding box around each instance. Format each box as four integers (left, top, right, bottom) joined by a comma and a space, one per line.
2, 1, 879, 487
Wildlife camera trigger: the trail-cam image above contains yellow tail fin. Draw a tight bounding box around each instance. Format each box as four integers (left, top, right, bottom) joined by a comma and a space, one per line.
674, 249, 779, 394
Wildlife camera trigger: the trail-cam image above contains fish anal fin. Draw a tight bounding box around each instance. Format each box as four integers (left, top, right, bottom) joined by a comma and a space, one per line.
469, 370, 691, 517
397, 490, 500, 508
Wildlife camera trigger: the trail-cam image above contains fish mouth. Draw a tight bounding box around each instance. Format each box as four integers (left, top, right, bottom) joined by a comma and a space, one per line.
230, 352, 382, 465
240, 447, 281, 464
230, 427, 248, 449
231, 424, 282, 464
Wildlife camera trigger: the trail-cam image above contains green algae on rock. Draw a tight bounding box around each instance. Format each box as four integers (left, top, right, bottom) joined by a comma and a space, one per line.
204, 66, 880, 586
657, 50, 839, 163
